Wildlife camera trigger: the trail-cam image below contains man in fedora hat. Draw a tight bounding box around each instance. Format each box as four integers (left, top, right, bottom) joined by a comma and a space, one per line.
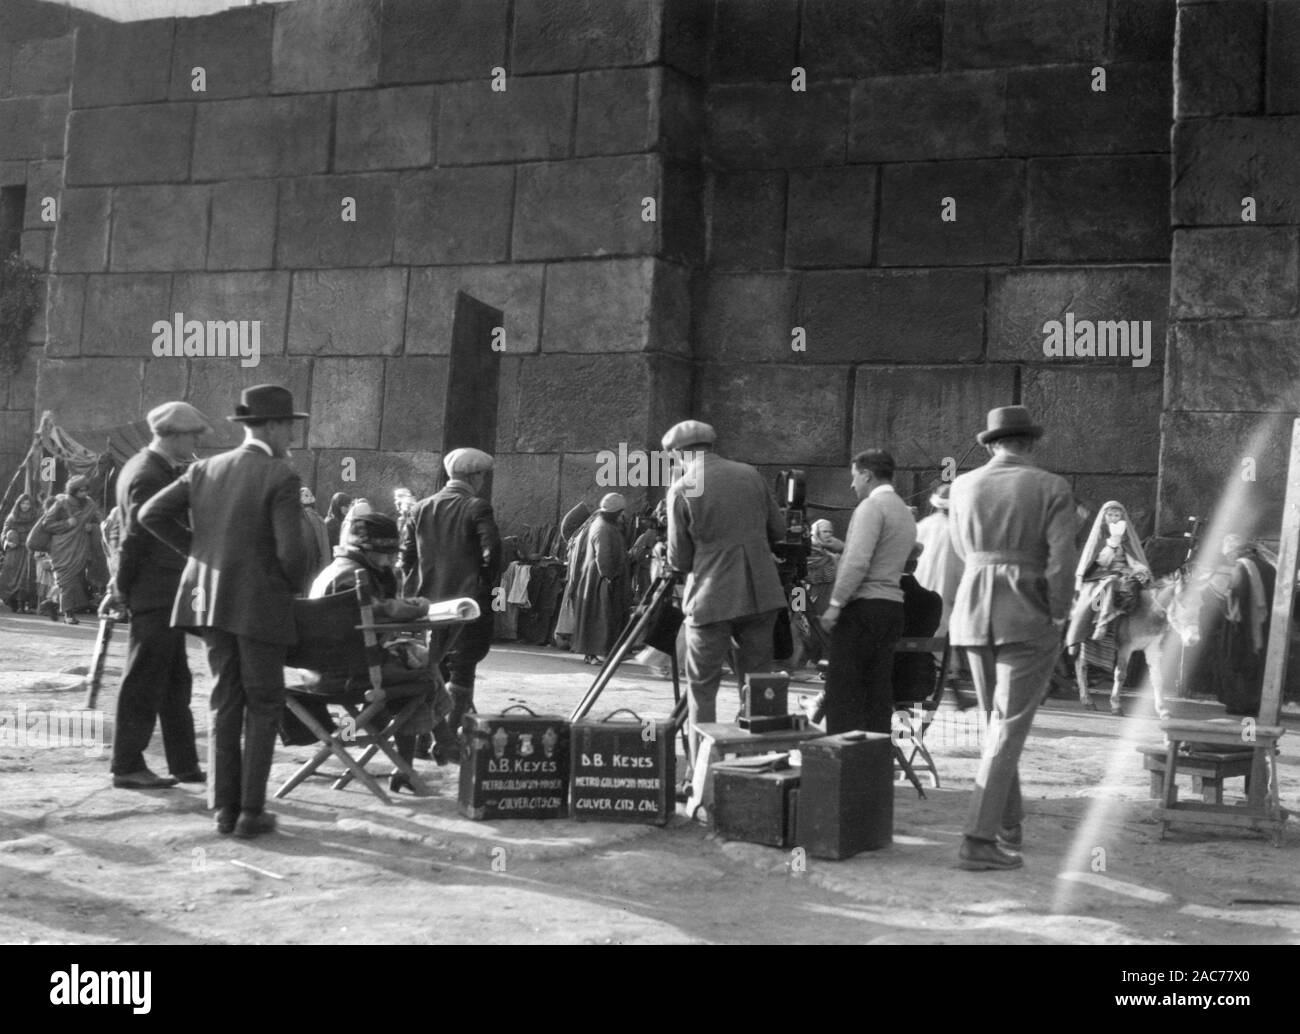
106, 401, 213, 791
948, 405, 1077, 870
140, 384, 311, 838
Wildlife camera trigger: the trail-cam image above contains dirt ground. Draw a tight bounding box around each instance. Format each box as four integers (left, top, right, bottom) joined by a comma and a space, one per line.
2, 608, 1298, 945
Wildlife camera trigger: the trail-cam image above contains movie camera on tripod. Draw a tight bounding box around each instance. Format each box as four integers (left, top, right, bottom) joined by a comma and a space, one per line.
773, 469, 810, 585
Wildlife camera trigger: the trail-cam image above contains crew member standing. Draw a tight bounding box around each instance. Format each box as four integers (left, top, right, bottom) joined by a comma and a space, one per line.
140, 384, 310, 839
948, 406, 1077, 871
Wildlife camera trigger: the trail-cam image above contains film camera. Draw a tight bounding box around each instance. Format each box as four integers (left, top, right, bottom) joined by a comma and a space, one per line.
773, 469, 810, 584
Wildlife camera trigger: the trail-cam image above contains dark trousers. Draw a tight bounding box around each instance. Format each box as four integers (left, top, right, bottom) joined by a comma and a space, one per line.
824, 598, 904, 735
203, 629, 287, 815
110, 608, 199, 776
431, 609, 493, 747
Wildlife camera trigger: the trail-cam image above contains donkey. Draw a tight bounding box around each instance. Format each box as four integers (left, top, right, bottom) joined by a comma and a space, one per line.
1075, 568, 1204, 718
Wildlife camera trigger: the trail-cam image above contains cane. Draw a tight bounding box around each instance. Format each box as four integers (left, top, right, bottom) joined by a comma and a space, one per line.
84, 595, 123, 710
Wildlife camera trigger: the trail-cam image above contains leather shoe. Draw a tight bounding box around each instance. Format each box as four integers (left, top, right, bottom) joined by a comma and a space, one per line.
215, 807, 238, 835
996, 824, 1023, 849
112, 768, 178, 789
390, 772, 414, 794
232, 811, 277, 839
173, 769, 206, 784
958, 838, 1024, 871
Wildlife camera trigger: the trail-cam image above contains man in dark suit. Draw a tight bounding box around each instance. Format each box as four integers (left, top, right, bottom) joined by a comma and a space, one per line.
400, 447, 501, 764
106, 401, 212, 790
140, 385, 310, 839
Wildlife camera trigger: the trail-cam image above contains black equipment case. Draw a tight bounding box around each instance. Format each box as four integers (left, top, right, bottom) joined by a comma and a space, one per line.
570, 709, 675, 825
796, 731, 893, 858
458, 705, 570, 820
712, 752, 800, 848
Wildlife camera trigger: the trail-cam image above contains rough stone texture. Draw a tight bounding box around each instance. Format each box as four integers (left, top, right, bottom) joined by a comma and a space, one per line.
492, 452, 562, 532
512, 354, 653, 452
1175, 1, 1264, 118
1108, 0, 1175, 62
0, 95, 67, 161
35, 359, 148, 441
287, 269, 408, 356
647, 354, 693, 445
944, 0, 1107, 69
335, 86, 436, 171
650, 262, 692, 358
140, 357, 189, 415
440, 75, 573, 165
708, 171, 785, 269
785, 166, 877, 268
1071, 474, 1158, 538
1172, 117, 1300, 226
65, 104, 193, 185
49, 188, 110, 274
1268, 0, 1300, 114
1170, 227, 1299, 318
378, 0, 509, 84
560, 451, 645, 517
80, 275, 172, 357
495, 354, 522, 449
1022, 367, 1163, 474
575, 67, 659, 157
697, 272, 797, 362
851, 366, 1015, 469
0, 1, 72, 43
1166, 320, 1300, 412
660, 160, 705, 267
796, 270, 986, 363
800, 0, 943, 77
379, 356, 448, 452
271, 0, 380, 94
43, 275, 84, 357
511, 0, 661, 73
512, 156, 659, 260
169, 272, 292, 359
192, 96, 330, 181
988, 266, 1170, 365
877, 160, 1022, 266
393, 166, 514, 265
20, 229, 49, 270
661, 69, 703, 164
6, 348, 38, 408
662, 0, 708, 80
0, 410, 34, 456
185, 358, 312, 450
542, 259, 657, 354
0, 161, 24, 186
405, 264, 544, 355
22, 160, 61, 230
696, 363, 849, 465
109, 185, 211, 273
708, 83, 849, 169
71, 17, 174, 109
207, 180, 278, 271
314, 449, 444, 511
307, 358, 385, 450
1025, 156, 1170, 262
1006, 63, 1171, 157
169, 5, 274, 101
275, 174, 396, 269
710, 0, 798, 82
849, 71, 1005, 163
9, 34, 73, 96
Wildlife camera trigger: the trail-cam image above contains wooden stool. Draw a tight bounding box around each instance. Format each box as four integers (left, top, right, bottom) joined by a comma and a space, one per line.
1136, 744, 1252, 805
685, 722, 822, 821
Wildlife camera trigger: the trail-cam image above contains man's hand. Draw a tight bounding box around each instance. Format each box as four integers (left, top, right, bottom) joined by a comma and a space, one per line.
98, 588, 126, 619
820, 604, 841, 634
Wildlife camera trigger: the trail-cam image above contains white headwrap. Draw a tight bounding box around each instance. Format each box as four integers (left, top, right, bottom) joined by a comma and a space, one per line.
1075, 500, 1149, 585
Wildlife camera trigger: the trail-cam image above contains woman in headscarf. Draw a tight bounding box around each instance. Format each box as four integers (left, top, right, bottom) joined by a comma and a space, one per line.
323, 492, 353, 550
1066, 500, 1151, 650
43, 474, 103, 624
571, 493, 631, 664
552, 500, 593, 648
0, 493, 39, 612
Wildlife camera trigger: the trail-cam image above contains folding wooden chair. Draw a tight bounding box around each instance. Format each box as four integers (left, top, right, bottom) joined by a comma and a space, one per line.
892, 635, 951, 791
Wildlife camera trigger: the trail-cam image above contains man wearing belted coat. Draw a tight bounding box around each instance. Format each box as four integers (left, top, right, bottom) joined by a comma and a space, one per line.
140, 385, 310, 839
947, 406, 1078, 870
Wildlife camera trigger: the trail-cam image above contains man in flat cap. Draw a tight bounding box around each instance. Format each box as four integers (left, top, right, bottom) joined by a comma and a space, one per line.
661, 421, 786, 758
106, 401, 212, 790
400, 447, 501, 764
947, 406, 1077, 871
141, 385, 311, 838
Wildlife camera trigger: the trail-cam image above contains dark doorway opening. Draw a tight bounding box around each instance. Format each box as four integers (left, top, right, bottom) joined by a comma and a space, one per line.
0, 186, 26, 257
440, 291, 503, 498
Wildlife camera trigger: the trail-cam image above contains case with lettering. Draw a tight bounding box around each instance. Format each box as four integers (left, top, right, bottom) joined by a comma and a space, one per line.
570, 709, 676, 825
458, 705, 570, 820
796, 731, 893, 859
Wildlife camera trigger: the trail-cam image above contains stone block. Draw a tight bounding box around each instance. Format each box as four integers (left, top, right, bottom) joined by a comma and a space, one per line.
1006, 62, 1172, 156
405, 264, 544, 355
1268, 0, 1300, 114
307, 358, 385, 450
1175, 1, 1264, 117
852, 366, 1015, 468
800, 0, 943, 76
541, 258, 658, 354
185, 357, 312, 449
24, 278, 46, 345
140, 357, 189, 415
22, 159, 61, 230
0, 1, 70, 42
65, 105, 193, 186
71, 17, 174, 109
560, 452, 628, 517
335, 85, 436, 171
314, 449, 445, 512
271, 0, 380, 93
80, 275, 173, 358
662, 0, 709, 79
109, 185, 211, 273
575, 67, 659, 157
439, 74, 574, 165
35, 359, 145, 441
392, 166, 514, 265
0, 411, 34, 455
169, 5, 274, 101
660, 160, 705, 267
1170, 227, 1299, 318
784, 166, 876, 268
43, 275, 84, 357
1025, 155, 1170, 262
0, 95, 66, 161
849, 71, 1005, 163
697, 272, 797, 362
192, 96, 330, 181
1108, 0, 1175, 61
1021, 367, 1163, 473
708, 171, 785, 270
207, 180, 277, 271
696, 363, 849, 465
797, 269, 986, 363
707, 83, 849, 169
511, 0, 661, 73
512, 155, 659, 261
660, 69, 703, 164
50, 188, 110, 274
1071, 474, 1158, 539
495, 354, 522, 449
651, 263, 692, 358
0, 161, 24, 186
710, 0, 798, 82
492, 452, 562, 532
379, 356, 448, 452
1172, 117, 1300, 226
944, 0, 1107, 69
6, 345, 38, 408
878, 160, 1022, 267
20, 229, 48, 270
169, 272, 292, 358
9, 35, 72, 96
275, 174, 396, 269
512, 354, 653, 452
1166, 320, 1300, 412
379, 0, 509, 84
288, 269, 408, 356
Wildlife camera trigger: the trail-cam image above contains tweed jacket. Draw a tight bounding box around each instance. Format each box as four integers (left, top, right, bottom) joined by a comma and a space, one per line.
114, 447, 187, 614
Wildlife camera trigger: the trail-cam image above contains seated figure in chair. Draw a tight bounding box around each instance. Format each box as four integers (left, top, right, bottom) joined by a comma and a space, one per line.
1066, 500, 1151, 653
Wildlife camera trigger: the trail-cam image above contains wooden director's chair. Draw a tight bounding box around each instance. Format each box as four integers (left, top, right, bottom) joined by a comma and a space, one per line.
892, 635, 951, 792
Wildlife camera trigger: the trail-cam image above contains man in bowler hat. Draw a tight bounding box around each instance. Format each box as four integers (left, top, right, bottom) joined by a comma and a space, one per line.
140, 385, 310, 838
947, 406, 1077, 870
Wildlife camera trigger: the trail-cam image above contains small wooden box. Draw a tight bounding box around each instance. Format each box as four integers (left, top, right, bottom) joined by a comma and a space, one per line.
797, 731, 893, 859
712, 754, 800, 848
